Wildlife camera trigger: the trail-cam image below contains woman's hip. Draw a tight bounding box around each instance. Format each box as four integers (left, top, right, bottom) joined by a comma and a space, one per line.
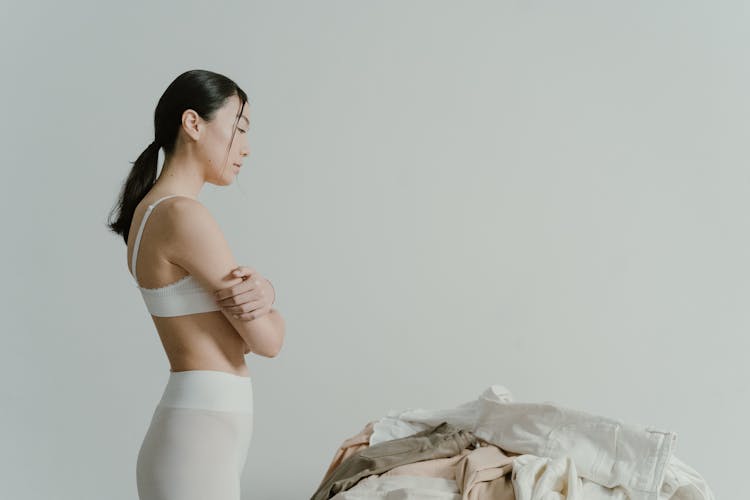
136, 370, 254, 499
157, 369, 253, 413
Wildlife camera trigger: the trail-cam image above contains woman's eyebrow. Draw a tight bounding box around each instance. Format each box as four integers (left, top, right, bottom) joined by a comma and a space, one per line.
240, 115, 249, 125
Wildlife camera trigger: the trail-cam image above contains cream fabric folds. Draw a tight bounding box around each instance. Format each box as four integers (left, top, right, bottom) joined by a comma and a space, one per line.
512, 455, 585, 500
511, 454, 640, 500
510, 454, 711, 500
473, 397, 676, 500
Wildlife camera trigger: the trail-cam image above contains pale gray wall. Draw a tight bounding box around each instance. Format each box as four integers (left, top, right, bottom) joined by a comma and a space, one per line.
1, 1, 744, 498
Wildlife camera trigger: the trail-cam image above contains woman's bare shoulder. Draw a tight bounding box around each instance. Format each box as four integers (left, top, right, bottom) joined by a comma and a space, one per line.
163, 196, 218, 232
160, 198, 240, 296
159, 197, 232, 265
126, 195, 209, 277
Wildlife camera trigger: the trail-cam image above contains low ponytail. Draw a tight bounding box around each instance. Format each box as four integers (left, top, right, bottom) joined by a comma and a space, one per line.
107, 69, 248, 245
107, 140, 161, 245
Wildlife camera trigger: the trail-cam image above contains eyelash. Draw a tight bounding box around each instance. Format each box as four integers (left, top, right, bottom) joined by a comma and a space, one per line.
238, 128, 247, 134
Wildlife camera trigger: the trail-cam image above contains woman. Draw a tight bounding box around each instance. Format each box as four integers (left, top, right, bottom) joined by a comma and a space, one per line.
107, 69, 286, 499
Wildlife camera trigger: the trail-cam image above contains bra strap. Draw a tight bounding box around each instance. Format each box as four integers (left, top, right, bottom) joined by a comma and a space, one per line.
131, 194, 187, 285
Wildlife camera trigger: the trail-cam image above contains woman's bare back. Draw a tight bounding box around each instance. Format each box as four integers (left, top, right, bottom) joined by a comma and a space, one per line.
127, 194, 249, 376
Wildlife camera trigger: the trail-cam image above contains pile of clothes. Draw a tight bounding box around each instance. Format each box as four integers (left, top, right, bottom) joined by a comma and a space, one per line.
310, 385, 714, 500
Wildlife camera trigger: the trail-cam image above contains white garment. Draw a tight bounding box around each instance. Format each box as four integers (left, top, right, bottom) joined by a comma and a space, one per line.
369, 385, 513, 445
512, 455, 584, 500
136, 370, 254, 500
659, 456, 716, 500
512, 454, 711, 500
369, 385, 714, 500
329, 475, 461, 500
473, 396, 676, 500
512, 454, 633, 500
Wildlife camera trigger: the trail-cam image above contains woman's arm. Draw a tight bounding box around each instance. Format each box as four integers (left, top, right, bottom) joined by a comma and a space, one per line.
164, 198, 284, 357
242, 308, 285, 356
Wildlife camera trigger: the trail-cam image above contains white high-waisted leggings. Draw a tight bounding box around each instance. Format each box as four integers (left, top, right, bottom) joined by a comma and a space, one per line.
136, 370, 254, 500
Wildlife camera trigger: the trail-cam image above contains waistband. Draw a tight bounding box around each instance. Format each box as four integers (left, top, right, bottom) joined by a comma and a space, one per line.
158, 369, 253, 413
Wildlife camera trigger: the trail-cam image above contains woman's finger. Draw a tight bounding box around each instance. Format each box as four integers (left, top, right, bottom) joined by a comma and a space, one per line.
232, 266, 256, 279
216, 287, 254, 306
231, 297, 263, 315
234, 301, 267, 320
215, 275, 263, 302
237, 306, 271, 321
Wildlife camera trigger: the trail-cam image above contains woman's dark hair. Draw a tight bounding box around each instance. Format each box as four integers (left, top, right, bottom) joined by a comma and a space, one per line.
107, 69, 248, 245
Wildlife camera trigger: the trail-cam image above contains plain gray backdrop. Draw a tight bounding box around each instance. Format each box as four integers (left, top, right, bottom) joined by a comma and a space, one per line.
1, 1, 745, 498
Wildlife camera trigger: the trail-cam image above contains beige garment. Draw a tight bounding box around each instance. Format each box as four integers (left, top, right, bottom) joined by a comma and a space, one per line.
455, 442, 515, 500
318, 421, 377, 489
383, 448, 474, 480
361, 439, 516, 500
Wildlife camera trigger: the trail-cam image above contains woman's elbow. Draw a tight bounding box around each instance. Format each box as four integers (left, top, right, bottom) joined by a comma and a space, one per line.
253, 312, 285, 358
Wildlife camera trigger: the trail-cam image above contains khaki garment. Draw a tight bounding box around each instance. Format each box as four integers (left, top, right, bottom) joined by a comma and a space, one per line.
318, 421, 377, 489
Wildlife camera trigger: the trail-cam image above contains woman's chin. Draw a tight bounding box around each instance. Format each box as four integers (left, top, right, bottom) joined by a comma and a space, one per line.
207, 175, 236, 187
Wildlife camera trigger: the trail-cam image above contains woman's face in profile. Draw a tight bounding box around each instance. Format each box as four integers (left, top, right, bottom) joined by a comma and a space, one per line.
201, 94, 250, 186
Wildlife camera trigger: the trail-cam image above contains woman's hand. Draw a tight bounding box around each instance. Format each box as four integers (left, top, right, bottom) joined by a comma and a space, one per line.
214, 266, 276, 321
